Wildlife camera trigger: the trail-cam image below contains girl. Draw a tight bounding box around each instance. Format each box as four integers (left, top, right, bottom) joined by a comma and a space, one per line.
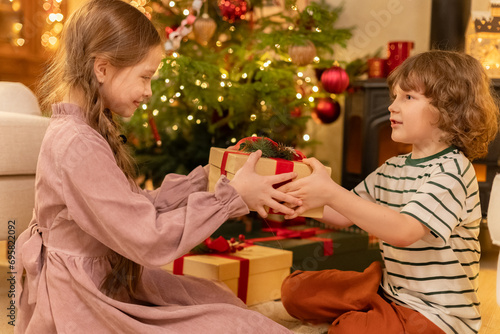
15, 0, 298, 333
279, 50, 499, 334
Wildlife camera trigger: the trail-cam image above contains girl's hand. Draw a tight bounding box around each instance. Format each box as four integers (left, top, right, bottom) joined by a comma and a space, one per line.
229, 150, 302, 218
278, 158, 336, 219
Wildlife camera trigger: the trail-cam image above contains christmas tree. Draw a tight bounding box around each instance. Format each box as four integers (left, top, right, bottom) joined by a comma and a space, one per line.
124, 0, 360, 186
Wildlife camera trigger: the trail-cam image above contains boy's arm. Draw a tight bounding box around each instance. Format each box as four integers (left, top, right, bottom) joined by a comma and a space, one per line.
282, 158, 428, 246
322, 185, 428, 247
318, 206, 354, 229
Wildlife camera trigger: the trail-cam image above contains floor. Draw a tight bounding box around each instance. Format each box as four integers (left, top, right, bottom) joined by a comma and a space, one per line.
0, 248, 497, 333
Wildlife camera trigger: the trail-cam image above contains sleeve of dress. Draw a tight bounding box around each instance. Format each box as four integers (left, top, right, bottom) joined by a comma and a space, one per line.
141, 166, 209, 213
58, 133, 249, 268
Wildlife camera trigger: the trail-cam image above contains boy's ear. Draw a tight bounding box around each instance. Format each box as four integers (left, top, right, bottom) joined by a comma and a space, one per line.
94, 57, 109, 83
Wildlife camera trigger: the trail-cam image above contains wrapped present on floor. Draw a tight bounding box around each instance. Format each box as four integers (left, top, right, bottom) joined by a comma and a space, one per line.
245, 225, 380, 272
208, 137, 332, 218
307, 220, 381, 251
163, 244, 293, 306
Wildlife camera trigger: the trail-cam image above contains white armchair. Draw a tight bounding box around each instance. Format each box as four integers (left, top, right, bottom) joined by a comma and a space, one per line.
0, 82, 50, 241
487, 173, 500, 305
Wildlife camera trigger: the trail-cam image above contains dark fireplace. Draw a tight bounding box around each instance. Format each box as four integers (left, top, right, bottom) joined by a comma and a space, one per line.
342, 79, 500, 218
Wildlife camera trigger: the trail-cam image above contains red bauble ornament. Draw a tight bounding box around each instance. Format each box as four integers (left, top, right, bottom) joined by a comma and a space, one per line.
165, 25, 178, 39
320, 66, 350, 94
313, 98, 341, 124
219, 0, 248, 22
290, 106, 302, 118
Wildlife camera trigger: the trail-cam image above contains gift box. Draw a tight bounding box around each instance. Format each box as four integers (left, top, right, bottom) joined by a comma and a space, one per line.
163, 245, 293, 306
245, 225, 378, 272
208, 147, 332, 218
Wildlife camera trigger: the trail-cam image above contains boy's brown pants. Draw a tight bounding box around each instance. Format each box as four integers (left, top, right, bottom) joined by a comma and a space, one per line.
281, 261, 445, 334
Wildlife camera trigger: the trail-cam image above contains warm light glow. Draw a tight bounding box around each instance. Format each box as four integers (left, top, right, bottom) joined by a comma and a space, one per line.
187, 115, 194, 121
250, 114, 257, 121
218, 96, 224, 102
303, 134, 310, 141
13, 23, 22, 32
152, 109, 159, 116
42, 0, 66, 49
183, 9, 190, 15
296, 93, 302, 99
48, 36, 58, 45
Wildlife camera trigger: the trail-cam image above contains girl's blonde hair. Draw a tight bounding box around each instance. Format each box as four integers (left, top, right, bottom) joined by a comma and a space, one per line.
37, 0, 161, 298
388, 50, 499, 160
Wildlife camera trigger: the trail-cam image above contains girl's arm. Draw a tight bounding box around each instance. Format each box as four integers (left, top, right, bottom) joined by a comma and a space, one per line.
281, 158, 428, 247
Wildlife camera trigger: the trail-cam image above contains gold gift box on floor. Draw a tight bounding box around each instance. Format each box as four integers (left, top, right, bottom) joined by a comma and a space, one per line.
208, 147, 331, 218
163, 245, 293, 306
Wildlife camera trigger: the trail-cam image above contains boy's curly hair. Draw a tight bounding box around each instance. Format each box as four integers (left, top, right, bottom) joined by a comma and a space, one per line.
387, 50, 499, 161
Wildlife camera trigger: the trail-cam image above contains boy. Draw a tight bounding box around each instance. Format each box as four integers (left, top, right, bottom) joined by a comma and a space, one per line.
280, 50, 499, 334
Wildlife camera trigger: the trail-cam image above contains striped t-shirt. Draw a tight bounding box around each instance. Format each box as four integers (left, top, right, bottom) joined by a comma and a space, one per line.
353, 146, 481, 334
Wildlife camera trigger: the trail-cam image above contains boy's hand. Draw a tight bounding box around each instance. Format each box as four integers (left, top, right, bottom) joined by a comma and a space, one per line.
278, 158, 335, 219
229, 150, 302, 218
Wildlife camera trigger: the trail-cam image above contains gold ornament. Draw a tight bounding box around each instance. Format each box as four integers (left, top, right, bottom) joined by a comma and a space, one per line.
194, 14, 217, 46
288, 40, 317, 66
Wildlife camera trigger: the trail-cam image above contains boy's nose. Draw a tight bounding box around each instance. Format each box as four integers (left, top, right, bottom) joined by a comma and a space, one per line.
388, 101, 395, 113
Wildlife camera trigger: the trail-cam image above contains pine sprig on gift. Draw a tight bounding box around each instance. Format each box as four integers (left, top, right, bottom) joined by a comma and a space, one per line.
238, 137, 296, 161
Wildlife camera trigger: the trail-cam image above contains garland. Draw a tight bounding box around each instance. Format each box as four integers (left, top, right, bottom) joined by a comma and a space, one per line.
235, 137, 306, 161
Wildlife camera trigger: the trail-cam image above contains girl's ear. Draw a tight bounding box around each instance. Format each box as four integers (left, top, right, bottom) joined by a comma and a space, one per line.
94, 57, 109, 84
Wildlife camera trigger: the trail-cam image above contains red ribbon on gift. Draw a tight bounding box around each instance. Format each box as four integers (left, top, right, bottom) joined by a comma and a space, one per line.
245, 227, 334, 256
172, 253, 250, 303
219, 148, 296, 215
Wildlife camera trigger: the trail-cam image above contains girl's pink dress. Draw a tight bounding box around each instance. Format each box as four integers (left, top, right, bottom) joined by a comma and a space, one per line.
15, 103, 291, 333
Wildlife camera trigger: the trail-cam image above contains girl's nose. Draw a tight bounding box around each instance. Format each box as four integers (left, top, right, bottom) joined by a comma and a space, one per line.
144, 84, 153, 99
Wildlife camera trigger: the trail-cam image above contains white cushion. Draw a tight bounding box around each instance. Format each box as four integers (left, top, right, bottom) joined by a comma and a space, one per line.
488, 174, 500, 245
487, 173, 500, 305
0, 175, 35, 239
0, 82, 41, 115
0, 111, 50, 175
